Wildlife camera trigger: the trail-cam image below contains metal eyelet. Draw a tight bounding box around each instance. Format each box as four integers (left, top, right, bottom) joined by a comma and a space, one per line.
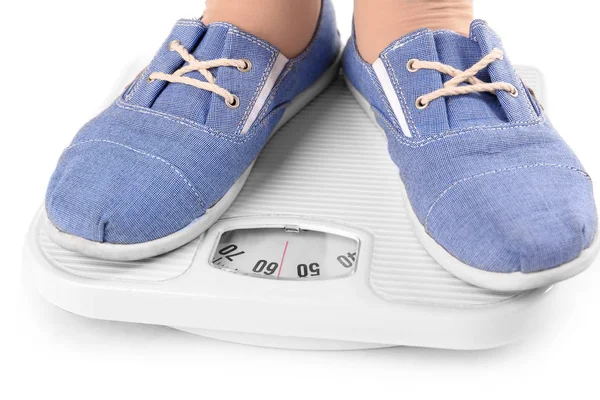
406, 59, 419, 72
509, 87, 519, 98
415, 97, 429, 110
237, 59, 252, 72
168, 40, 181, 51
226, 95, 240, 109
146, 76, 155, 83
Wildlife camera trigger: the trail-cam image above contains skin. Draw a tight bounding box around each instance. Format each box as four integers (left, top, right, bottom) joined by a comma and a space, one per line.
202, 0, 322, 58
202, 0, 473, 63
354, 0, 474, 63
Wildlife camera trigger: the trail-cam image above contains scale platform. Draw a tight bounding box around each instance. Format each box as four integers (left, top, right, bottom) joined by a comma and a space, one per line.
23, 66, 553, 351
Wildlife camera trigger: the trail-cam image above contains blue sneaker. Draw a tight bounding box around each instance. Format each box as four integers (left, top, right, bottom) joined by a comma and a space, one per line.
45, 0, 341, 261
343, 20, 599, 291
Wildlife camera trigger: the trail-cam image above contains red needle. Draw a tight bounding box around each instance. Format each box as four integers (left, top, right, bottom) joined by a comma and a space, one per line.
277, 241, 289, 279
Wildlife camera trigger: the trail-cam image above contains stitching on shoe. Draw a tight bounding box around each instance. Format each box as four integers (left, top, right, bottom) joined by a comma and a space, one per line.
256, 63, 290, 123
378, 31, 435, 138
255, 7, 326, 123
228, 29, 278, 53
64, 139, 205, 207
121, 25, 277, 138
176, 21, 204, 27
126, 21, 207, 102
381, 54, 422, 138
364, 67, 402, 139
423, 163, 592, 230
116, 100, 258, 143
469, 24, 537, 120
347, 36, 406, 138
125, 32, 169, 102
375, 108, 546, 148
470, 21, 501, 41
380, 25, 537, 132
381, 30, 431, 57
125, 22, 199, 102
507, 61, 537, 118
227, 29, 277, 134
116, 100, 220, 133
432, 30, 464, 37
125, 67, 150, 102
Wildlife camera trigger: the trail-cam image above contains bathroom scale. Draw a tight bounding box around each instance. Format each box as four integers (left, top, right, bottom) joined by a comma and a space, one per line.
23, 65, 553, 350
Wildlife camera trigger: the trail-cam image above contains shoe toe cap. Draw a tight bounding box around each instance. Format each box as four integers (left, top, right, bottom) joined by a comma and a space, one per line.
45, 141, 206, 244
425, 165, 598, 274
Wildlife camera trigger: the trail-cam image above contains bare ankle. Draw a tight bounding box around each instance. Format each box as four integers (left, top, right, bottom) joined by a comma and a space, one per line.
354, 0, 474, 63
202, 0, 322, 58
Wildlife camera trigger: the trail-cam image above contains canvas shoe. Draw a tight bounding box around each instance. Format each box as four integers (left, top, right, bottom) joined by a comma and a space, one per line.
342, 20, 599, 291
45, 0, 341, 261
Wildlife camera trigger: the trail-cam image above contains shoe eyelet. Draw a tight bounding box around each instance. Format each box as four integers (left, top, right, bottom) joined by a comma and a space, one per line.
415, 97, 429, 110
406, 59, 419, 72
168, 40, 181, 51
146, 76, 155, 83
237, 59, 252, 72
226, 95, 240, 109
509, 87, 519, 98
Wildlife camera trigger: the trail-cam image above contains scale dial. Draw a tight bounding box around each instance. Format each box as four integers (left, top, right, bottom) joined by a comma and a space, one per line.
210, 227, 360, 280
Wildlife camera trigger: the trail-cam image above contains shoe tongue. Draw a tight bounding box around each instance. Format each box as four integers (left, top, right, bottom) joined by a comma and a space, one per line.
433, 20, 535, 129
151, 23, 233, 124
433, 27, 507, 129
376, 21, 534, 139
468, 20, 534, 123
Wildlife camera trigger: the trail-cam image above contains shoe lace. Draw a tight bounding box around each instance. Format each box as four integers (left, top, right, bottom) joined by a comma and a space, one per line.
407, 48, 518, 109
147, 40, 252, 108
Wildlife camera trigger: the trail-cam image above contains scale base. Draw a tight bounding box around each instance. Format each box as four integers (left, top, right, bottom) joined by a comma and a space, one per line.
175, 327, 393, 350
24, 66, 553, 351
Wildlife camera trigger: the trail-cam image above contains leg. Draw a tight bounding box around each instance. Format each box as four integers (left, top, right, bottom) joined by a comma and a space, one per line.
354, 0, 473, 63
202, 0, 322, 58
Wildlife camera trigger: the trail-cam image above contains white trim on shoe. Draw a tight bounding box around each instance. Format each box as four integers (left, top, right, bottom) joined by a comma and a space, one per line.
372, 58, 412, 138
242, 53, 289, 134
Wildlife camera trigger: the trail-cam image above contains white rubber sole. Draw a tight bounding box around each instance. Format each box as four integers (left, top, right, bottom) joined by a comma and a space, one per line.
45, 56, 341, 262
345, 76, 600, 292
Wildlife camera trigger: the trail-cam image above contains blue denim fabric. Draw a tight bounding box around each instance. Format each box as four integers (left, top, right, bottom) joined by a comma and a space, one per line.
343, 20, 597, 273
46, 0, 340, 244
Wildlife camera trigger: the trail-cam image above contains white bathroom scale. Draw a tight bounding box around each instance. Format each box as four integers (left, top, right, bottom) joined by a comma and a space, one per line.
23, 66, 553, 351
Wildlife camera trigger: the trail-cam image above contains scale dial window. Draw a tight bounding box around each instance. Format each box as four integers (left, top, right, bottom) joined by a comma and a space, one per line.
210, 227, 359, 281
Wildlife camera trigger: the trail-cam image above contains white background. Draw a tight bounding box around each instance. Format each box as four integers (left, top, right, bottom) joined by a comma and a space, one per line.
2, 1, 599, 398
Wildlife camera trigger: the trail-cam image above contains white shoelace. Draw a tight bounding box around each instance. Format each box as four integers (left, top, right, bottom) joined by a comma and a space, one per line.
148, 40, 251, 108
407, 48, 518, 109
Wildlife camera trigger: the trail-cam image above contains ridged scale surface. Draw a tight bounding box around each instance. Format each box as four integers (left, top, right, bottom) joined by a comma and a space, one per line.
38, 231, 200, 282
